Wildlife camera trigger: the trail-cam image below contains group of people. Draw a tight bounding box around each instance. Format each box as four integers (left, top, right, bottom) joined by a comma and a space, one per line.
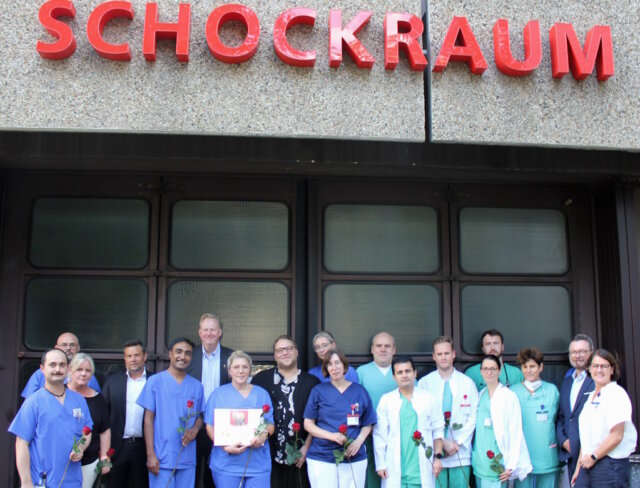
8, 317, 638, 488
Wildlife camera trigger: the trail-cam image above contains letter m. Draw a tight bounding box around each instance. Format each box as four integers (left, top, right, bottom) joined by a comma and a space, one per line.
549, 23, 614, 81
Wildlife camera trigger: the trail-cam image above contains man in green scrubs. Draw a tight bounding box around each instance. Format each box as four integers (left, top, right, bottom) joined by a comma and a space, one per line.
465, 329, 524, 390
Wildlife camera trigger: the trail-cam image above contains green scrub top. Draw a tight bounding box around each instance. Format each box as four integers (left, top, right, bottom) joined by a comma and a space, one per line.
472, 391, 501, 481
511, 382, 560, 474
400, 396, 421, 486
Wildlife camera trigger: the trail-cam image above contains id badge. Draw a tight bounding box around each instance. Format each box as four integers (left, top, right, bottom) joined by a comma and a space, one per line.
460, 403, 471, 415
483, 417, 492, 427
536, 412, 548, 422
347, 414, 360, 426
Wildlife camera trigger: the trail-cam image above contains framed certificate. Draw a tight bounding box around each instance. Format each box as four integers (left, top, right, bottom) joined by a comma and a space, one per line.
213, 408, 263, 446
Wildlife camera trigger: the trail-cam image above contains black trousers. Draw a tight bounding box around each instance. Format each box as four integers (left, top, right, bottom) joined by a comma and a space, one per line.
108, 437, 148, 488
271, 462, 311, 488
195, 429, 215, 488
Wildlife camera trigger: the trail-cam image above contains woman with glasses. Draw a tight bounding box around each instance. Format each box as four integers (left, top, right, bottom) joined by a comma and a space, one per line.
511, 347, 560, 487
571, 349, 637, 487
304, 348, 376, 487
308, 331, 359, 383
471, 355, 532, 487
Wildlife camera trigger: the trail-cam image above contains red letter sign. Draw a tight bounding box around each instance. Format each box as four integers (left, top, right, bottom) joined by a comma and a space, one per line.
329, 10, 374, 69
384, 12, 427, 70
549, 23, 614, 81
143, 3, 191, 62
36, 0, 77, 60
87, 1, 134, 61
273, 8, 316, 67
433, 16, 487, 74
493, 19, 541, 76
206, 4, 260, 64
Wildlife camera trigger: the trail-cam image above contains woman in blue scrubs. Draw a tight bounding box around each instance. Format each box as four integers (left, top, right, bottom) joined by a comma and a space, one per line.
304, 348, 376, 488
205, 350, 274, 488
511, 347, 560, 488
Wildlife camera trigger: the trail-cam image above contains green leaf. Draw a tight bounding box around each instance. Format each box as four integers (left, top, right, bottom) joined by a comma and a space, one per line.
333, 448, 345, 465
490, 464, 502, 473
177, 427, 185, 433
451, 423, 463, 430
424, 446, 433, 458
495, 453, 503, 463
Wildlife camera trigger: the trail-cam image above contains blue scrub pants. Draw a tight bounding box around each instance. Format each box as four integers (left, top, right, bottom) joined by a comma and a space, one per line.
438, 466, 471, 488
212, 471, 270, 488
572, 456, 630, 488
149, 467, 195, 488
474, 476, 507, 488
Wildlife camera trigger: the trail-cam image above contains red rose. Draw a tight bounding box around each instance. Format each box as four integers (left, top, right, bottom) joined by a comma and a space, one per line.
413, 430, 422, 441
444, 411, 452, 420
292, 422, 301, 433
338, 424, 348, 434
262, 404, 271, 414
186, 400, 194, 408
463, 394, 468, 399
82, 426, 92, 436
107, 448, 116, 458
487, 450, 495, 459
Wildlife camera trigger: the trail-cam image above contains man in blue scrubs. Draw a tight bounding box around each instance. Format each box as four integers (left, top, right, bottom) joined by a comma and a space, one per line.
9, 348, 93, 487
138, 337, 204, 488
21, 332, 101, 398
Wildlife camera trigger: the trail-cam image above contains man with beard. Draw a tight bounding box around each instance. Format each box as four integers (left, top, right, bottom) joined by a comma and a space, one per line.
252, 335, 319, 487
137, 338, 204, 488
102, 340, 151, 488
556, 334, 595, 487
465, 329, 524, 390
9, 348, 93, 487
22, 331, 101, 398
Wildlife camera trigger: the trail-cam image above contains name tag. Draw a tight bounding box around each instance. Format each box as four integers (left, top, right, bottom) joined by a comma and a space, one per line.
347, 414, 360, 426
73, 408, 84, 420
460, 404, 471, 415
536, 412, 548, 422
484, 417, 492, 427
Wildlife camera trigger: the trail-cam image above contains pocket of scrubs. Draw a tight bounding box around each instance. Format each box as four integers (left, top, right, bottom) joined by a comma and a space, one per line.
347, 414, 360, 426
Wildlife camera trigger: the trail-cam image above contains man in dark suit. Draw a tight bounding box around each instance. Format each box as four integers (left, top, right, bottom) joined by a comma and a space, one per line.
557, 334, 595, 486
186, 313, 233, 488
102, 339, 151, 488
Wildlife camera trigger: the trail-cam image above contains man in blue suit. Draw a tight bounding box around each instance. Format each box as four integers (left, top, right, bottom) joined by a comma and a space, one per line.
556, 334, 595, 486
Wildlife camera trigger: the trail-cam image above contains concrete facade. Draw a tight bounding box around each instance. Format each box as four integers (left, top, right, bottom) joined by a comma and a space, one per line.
427, 1, 640, 150
0, 0, 425, 141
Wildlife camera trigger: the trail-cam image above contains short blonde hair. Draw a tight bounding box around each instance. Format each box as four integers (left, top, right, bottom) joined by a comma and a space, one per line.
68, 352, 95, 375
228, 350, 252, 370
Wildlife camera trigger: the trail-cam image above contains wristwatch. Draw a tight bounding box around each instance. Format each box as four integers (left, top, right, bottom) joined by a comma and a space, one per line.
435, 452, 444, 460
590, 453, 598, 462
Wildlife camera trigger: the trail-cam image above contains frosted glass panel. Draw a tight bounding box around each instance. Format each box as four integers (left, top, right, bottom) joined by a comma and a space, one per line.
30, 198, 149, 268
167, 281, 288, 352
460, 208, 568, 274
171, 201, 289, 270
324, 284, 441, 354
324, 205, 439, 273
24, 278, 148, 351
461, 285, 571, 354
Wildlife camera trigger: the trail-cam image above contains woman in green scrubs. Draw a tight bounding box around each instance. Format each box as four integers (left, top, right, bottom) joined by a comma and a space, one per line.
472, 355, 532, 488
512, 347, 560, 488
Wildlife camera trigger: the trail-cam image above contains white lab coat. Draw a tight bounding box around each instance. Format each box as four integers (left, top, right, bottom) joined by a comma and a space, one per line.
417, 368, 479, 467
480, 383, 533, 481
373, 388, 445, 488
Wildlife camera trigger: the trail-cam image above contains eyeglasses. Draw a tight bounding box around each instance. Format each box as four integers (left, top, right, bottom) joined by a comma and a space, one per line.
313, 342, 333, 352
480, 367, 499, 372
570, 349, 590, 356
590, 363, 611, 371
274, 345, 295, 354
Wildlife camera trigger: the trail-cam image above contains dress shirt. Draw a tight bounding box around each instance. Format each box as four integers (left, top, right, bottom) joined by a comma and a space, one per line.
123, 368, 147, 438
201, 343, 221, 402
569, 369, 587, 412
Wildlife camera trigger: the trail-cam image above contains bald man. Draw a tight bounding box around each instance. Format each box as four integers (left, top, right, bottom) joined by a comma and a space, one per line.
21, 332, 101, 398
357, 332, 398, 488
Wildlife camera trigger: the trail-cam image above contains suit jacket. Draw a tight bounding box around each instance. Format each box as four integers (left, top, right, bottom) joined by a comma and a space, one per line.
102, 367, 154, 457
187, 343, 233, 386
556, 369, 594, 463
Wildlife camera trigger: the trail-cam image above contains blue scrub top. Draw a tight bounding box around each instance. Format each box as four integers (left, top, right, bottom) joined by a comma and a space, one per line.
304, 382, 376, 463
9, 387, 93, 487
309, 365, 360, 384
205, 383, 274, 476
22, 368, 101, 399
137, 370, 204, 470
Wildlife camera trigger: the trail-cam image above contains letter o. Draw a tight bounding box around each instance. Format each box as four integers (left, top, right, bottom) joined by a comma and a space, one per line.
206, 4, 260, 63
